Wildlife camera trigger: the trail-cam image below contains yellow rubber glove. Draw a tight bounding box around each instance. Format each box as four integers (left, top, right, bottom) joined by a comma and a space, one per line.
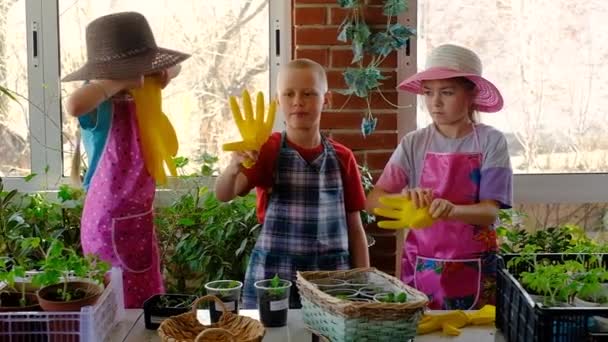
417, 310, 469, 336
417, 305, 496, 336
466, 304, 496, 325
222, 90, 276, 168
130, 76, 179, 185
373, 195, 435, 229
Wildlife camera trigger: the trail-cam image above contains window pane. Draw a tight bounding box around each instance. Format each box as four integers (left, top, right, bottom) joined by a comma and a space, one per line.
0, 0, 30, 177
59, 1, 270, 176
417, 0, 608, 174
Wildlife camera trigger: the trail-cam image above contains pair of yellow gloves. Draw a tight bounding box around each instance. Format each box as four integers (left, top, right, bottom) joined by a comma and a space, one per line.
417, 305, 496, 336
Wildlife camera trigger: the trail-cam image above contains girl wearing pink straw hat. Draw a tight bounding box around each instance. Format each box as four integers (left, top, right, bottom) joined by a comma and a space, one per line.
366, 44, 512, 310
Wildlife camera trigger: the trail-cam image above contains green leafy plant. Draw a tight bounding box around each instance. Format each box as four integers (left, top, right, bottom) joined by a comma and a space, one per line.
155, 156, 261, 294
572, 266, 608, 304
32, 239, 109, 302
156, 295, 196, 309
336, 0, 415, 136
0, 237, 42, 307
358, 164, 375, 225
520, 260, 584, 306
376, 291, 408, 303
268, 274, 286, 297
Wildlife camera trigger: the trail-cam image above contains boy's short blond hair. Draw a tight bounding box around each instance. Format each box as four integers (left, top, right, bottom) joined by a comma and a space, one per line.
279, 58, 328, 92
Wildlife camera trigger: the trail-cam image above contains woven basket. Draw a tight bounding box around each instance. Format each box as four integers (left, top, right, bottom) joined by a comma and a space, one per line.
157, 295, 265, 342
297, 268, 428, 342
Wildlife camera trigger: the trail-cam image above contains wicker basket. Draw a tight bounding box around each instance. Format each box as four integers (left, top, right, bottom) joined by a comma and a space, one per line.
297, 268, 428, 342
158, 295, 265, 342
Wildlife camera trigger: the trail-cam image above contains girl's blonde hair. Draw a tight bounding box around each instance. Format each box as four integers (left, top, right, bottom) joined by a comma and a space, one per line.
455, 77, 479, 123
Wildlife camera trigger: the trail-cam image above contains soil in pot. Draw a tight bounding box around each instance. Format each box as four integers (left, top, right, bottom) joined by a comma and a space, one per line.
324, 288, 358, 300
204, 280, 242, 324
255, 278, 292, 327
0, 292, 40, 312
143, 294, 197, 330
36, 281, 102, 312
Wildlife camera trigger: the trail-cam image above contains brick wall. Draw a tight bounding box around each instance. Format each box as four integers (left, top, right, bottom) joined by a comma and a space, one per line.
293, 0, 398, 181
292, 0, 416, 276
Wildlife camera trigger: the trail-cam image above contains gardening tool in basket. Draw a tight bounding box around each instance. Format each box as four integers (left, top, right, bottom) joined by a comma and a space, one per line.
222, 90, 276, 168
373, 195, 435, 229
158, 295, 265, 342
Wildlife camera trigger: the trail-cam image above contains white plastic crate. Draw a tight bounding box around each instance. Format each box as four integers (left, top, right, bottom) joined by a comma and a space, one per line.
0, 267, 125, 342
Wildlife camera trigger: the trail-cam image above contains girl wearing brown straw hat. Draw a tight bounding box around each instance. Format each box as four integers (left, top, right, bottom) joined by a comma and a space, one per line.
63, 11, 190, 308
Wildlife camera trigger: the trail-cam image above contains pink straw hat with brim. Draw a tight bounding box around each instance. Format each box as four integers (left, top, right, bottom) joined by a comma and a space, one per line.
397, 44, 503, 113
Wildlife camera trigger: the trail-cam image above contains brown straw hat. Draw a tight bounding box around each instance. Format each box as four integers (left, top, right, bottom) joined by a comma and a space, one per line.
62, 11, 190, 82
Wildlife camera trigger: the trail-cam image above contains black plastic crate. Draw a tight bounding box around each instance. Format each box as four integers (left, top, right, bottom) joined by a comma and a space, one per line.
496, 253, 608, 342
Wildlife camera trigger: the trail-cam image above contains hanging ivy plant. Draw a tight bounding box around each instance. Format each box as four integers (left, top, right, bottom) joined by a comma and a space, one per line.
336, 0, 415, 136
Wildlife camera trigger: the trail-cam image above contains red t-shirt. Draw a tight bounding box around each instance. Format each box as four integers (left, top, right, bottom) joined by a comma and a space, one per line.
242, 132, 366, 223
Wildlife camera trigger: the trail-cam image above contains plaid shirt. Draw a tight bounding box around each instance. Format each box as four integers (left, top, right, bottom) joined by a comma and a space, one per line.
243, 132, 350, 308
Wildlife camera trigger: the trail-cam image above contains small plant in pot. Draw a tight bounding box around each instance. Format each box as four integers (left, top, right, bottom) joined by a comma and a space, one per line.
254, 274, 292, 327
143, 293, 198, 329
520, 260, 582, 307
572, 267, 608, 307
32, 239, 110, 312
0, 237, 43, 312
204, 280, 242, 323
324, 288, 358, 300
373, 291, 408, 303
310, 277, 346, 290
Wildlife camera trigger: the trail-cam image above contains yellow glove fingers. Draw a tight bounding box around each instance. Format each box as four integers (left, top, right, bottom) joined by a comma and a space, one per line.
159, 112, 178, 156
242, 90, 255, 139
378, 195, 409, 210
255, 92, 265, 132
442, 323, 461, 336
229, 96, 248, 139
222, 140, 258, 151
373, 207, 404, 219
377, 220, 408, 229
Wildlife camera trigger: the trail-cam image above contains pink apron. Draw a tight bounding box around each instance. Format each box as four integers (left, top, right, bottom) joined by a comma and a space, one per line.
402, 124, 498, 310
80, 95, 164, 308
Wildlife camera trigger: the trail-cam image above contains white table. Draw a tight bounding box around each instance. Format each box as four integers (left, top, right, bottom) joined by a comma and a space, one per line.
109, 309, 505, 342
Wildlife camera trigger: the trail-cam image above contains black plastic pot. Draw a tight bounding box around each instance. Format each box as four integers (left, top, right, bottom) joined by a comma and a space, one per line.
143, 294, 197, 330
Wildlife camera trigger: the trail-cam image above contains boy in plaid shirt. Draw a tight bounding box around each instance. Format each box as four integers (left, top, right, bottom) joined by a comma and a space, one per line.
215, 58, 369, 309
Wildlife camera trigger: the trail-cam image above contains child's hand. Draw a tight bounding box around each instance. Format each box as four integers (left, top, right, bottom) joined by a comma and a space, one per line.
402, 188, 433, 209
229, 151, 258, 172
429, 198, 456, 219
116, 76, 144, 90
157, 64, 182, 89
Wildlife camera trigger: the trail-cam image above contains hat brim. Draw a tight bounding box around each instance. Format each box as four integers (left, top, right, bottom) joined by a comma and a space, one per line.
61, 47, 190, 82
397, 67, 504, 113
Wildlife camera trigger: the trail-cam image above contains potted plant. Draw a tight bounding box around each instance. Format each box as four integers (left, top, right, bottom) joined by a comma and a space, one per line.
155, 156, 260, 294
0, 237, 43, 312
143, 293, 198, 329
310, 278, 346, 290
572, 267, 608, 307
324, 288, 359, 300
204, 280, 243, 323
357, 285, 388, 299
33, 239, 110, 312
373, 291, 408, 303
254, 274, 292, 327
520, 260, 583, 307
335, 0, 416, 136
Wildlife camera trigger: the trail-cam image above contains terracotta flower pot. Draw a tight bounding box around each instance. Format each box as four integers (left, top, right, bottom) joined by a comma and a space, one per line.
36, 281, 103, 312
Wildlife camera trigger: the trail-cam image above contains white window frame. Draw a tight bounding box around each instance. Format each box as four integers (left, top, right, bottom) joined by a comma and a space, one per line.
3, 0, 290, 197
398, 0, 608, 204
